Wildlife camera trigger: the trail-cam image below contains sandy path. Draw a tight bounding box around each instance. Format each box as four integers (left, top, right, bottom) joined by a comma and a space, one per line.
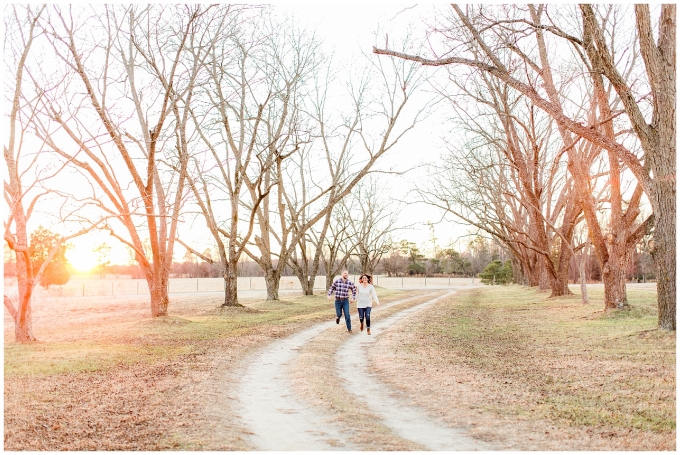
235, 290, 493, 451
336, 288, 493, 451
234, 319, 357, 450
233, 294, 435, 450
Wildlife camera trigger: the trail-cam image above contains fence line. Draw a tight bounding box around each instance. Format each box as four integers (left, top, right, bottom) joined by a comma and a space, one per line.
3, 275, 476, 299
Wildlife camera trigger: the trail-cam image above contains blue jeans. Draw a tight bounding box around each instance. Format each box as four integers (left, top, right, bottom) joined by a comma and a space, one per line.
335, 298, 351, 330
358, 306, 372, 328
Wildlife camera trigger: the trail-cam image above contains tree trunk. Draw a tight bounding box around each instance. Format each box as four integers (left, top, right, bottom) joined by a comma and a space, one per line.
147, 272, 169, 317
601, 262, 628, 309
5, 294, 35, 342
549, 248, 573, 297
538, 261, 551, 291
548, 236, 573, 297
550, 202, 579, 297
301, 277, 315, 296
526, 265, 539, 287
264, 269, 280, 301
579, 251, 589, 305
601, 234, 629, 310
325, 274, 335, 293
550, 266, 571, 297
221, 265, 242, 307
290, 261, 316, 296
7, 212, 36, 341
651, 181, 676, 330
14, 296, 35, 341
524, 252, 540, 287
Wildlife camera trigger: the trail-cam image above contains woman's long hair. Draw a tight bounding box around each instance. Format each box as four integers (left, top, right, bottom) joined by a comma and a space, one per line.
360, 274, 373, 284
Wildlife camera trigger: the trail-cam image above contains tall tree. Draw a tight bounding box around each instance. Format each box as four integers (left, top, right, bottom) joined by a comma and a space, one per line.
420, 69, 589, 296
374, 4, 671, 328
35, 5, 206, 317
248, 45, 427, 300
229, 16, 323, 301
581, 4, 675, 328
170, 5, 264, 308
347, 177, 401, 275
4, 5, 102, 341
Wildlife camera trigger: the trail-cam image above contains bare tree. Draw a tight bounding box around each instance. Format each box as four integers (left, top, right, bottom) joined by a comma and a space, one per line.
420, 66, 594, 296
246, 43, 427, 300
318, 199, 360, 290
346, 177, 401, 275
230, 18, 323, 301
581, 4, 675, 328
287, 158, 402, 292
174, 6, 272, 307
286, 144, 337, 295
379, 242, 409, 277
34, 5, 206, 317
4, 5, 104, 341
375, 4, 666, 325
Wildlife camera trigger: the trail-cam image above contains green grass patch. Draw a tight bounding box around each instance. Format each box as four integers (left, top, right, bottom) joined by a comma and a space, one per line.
412, 285, 675, 434
5, 342, 193, 376
5, 292, 339, 378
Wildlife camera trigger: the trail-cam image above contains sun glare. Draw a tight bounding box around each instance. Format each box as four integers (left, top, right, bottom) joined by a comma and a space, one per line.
66, 247, 99, 274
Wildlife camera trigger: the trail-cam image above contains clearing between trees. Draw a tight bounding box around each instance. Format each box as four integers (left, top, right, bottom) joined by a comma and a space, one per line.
4, 284, 673, 450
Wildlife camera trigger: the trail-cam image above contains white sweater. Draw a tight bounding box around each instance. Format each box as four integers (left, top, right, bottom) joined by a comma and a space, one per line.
355, 284, 379, 308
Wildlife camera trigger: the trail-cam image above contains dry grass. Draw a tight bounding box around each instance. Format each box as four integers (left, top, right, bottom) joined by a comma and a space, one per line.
288, 290, 447, 451
6, 283, 674, 451
4, 292, 347, 450
369, 285, 676, 450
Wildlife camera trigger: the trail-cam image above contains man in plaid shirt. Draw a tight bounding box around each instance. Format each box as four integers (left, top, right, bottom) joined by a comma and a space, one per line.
327, 269, 357, 332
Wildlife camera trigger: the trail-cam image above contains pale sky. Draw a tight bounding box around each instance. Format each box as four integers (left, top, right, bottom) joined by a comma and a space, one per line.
51, 2, 648, 271
44, 3, 467, 270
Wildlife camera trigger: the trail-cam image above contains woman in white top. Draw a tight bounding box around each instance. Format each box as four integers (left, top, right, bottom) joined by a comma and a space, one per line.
355, 274, 380, 335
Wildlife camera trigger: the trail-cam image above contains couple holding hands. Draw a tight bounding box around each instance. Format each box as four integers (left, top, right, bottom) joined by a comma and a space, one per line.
327, 269, 380, 334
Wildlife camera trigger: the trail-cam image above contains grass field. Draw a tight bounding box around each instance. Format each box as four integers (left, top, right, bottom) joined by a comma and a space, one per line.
370, 284, 675, 450
4, 282, 674, 450
3, 286, 404, 450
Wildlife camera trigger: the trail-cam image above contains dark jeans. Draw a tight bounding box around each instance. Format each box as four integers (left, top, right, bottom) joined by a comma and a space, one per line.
358, 306, 372, 328
335, 298, 351, 330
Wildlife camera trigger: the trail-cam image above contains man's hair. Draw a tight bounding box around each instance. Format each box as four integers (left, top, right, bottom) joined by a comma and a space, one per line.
341, 269, 348, 274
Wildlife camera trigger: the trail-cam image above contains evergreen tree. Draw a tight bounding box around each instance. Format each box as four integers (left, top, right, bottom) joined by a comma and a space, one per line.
479, 260, 513, 285
28, 226, 72, 288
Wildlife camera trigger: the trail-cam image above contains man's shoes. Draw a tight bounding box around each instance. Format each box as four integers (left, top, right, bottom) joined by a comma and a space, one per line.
336, 317, 340, 324
348, 329, 352, 333
367, 327, 371, 335
360, 322, 364, 331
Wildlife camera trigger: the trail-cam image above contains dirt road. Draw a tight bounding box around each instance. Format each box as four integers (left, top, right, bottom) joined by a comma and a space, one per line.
234, 288, 490, 451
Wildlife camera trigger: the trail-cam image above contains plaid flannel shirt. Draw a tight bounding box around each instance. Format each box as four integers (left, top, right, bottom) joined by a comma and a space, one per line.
327, 278, 357, 300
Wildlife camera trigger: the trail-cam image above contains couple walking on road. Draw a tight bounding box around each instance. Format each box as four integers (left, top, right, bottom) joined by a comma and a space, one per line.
327, 269, 380, 334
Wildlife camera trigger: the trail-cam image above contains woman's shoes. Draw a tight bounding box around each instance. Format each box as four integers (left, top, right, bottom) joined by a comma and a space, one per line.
360, 321, 364, 331
367, 327, 371, 335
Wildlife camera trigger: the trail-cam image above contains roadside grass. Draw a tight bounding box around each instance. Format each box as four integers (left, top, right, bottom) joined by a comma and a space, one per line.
4, 290, 388, 450
370, 285, 675, 450
5, 293, 333, 378
4, 295, 366, 450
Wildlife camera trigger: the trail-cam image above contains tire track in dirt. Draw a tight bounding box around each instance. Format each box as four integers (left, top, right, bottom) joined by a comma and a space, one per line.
234, 319, 354, 450
235, 293, 484, 451
233, 292, 438, 450
336, 288, 493, 451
